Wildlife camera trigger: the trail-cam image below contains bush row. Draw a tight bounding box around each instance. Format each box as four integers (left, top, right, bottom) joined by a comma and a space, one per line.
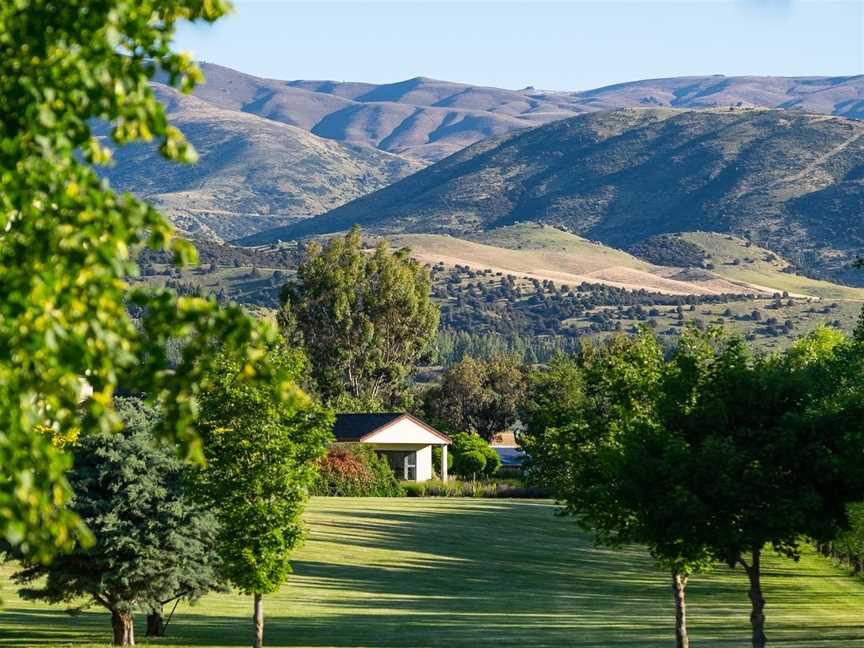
402, 479, 550, 499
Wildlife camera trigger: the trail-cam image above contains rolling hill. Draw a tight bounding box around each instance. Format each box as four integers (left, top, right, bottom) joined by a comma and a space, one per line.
243, 108, 864, 283
100, 86, 421, 241
185, 64, 863, 163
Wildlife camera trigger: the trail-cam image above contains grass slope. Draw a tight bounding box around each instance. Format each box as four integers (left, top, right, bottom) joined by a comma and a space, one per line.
102, 86, 421, 241
2, 498, 862, 647
389, 223, 864, 299
682, 232, 864, 300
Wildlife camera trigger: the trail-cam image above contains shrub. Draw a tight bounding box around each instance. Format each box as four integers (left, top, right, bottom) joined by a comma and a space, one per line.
450, 431, 502, 478
453, 450, 486, 480
432, 445, 454, 478
403, 479, 551, 498
482, 445, 501, 477
312, 444, 404, 497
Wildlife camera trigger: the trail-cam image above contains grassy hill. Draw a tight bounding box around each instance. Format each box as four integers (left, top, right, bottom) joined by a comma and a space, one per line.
101, 86, 421, 241
2, 498, 862, 647
249, 108, 864, 283
681, 232, 864, 300
186, 64, 864, 163
390, 224, 768, 297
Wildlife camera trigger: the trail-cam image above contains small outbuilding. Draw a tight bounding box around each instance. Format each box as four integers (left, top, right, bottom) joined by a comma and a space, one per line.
333, 413, 451, 482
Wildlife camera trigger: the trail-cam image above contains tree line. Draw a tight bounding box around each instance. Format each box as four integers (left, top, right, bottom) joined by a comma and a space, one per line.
518, 324, 864, 648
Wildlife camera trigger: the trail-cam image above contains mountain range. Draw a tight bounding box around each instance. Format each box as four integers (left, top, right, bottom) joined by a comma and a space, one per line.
244, 107, 864, 284
101, 63, 863, 285
101, 85, 421, 240
188, 64, 863, 163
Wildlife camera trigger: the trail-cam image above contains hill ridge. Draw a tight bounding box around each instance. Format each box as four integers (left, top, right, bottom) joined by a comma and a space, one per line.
238, 108, 864, 284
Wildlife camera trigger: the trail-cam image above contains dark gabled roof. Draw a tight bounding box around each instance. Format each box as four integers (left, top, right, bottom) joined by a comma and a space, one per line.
332, 413, 406, 441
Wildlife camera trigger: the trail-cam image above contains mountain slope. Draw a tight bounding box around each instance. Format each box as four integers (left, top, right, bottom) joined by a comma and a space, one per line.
185, 64, 863, 162
101, 86, 421, 240
241, 108, 864, 282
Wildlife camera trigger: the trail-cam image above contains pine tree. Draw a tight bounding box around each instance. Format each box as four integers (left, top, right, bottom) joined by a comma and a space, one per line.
12, 399, 222, 646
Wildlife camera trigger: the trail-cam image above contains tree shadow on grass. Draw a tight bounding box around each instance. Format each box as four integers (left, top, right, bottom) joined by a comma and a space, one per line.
2, 500, 863, 647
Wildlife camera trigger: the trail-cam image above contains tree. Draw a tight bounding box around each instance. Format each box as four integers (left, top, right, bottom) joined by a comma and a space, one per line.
453, 449, 486, 481
519, 332, 719, 648
450, 432, 501, 480
423, 355, 525, 440
279, 226, 438, 409
677, 328, 864, 647
0, 0, 286, 564
194, 346, 333, 648
11, 398, 222, 646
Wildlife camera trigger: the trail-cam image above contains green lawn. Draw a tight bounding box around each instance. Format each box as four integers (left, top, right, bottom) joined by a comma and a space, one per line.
2, 498, 862, 647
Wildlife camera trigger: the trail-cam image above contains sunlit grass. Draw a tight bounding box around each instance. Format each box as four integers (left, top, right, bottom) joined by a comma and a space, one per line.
2, 497, 862, 646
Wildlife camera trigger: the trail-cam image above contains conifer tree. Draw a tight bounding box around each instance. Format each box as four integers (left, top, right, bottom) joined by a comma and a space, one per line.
12, 399, 222, 646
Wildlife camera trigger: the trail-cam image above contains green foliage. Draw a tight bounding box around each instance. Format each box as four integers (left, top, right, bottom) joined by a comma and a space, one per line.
423, 356, 525, 440
193, 346, 333, 597
431, 445, 454, 476
628, 234, 708, 268
279, 226, 439, 409
0, 0, 295, 565
854, 305, 864, 343
827, 502, 864, 574
401, 479, 548, 498
11, 399, 221, 627
523, 326, 864, 645
449, 432, 500, 479
455, 451, 486, 479
311, 444, 404, 497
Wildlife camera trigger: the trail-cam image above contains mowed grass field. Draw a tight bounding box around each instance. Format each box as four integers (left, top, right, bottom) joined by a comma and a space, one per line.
2, 498, 863, 647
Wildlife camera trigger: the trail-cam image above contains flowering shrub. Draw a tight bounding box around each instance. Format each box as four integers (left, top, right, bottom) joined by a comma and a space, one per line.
312, 444, 404, 497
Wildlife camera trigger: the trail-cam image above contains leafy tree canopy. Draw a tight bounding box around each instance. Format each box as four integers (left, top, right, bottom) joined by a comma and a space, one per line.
423, 355, 525, 440
279, 226, 439, 410
193, 346, 333, 648
0, 0, 289, 563
450, 432, 501, 479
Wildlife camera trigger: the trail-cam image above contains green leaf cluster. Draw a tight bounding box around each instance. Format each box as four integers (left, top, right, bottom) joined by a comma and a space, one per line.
194, 346, 333, 596
0, 0, 295, 565
450, 432, 501, 480
280, 226, 439, 410
423, 355, 526, 440
12, 398, 222, 617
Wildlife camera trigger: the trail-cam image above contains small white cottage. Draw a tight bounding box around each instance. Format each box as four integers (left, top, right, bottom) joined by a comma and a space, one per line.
333, 413, 451, 482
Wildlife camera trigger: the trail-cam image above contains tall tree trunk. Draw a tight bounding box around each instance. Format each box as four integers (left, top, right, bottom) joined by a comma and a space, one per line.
145, 608, 164, 637
672, 571, 689, 648
743, 548, 767, 648
253, 592, 264, 648
111, 609, 135, 646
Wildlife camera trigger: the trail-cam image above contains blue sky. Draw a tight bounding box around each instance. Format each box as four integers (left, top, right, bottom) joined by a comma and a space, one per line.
175, 1, 864, 90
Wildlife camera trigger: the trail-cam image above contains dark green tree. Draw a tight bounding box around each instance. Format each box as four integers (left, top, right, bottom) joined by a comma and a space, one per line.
0, 0, 288, 565
11, 398, 222, 646
194, 346, 333, 648
423, 355, 525, 440
520, 331, 719, 648
680, 328, 864, 648
279, 226, 439, 410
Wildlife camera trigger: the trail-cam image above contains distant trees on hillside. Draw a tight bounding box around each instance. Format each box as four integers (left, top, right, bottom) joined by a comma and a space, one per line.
628, 235, 708, 268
